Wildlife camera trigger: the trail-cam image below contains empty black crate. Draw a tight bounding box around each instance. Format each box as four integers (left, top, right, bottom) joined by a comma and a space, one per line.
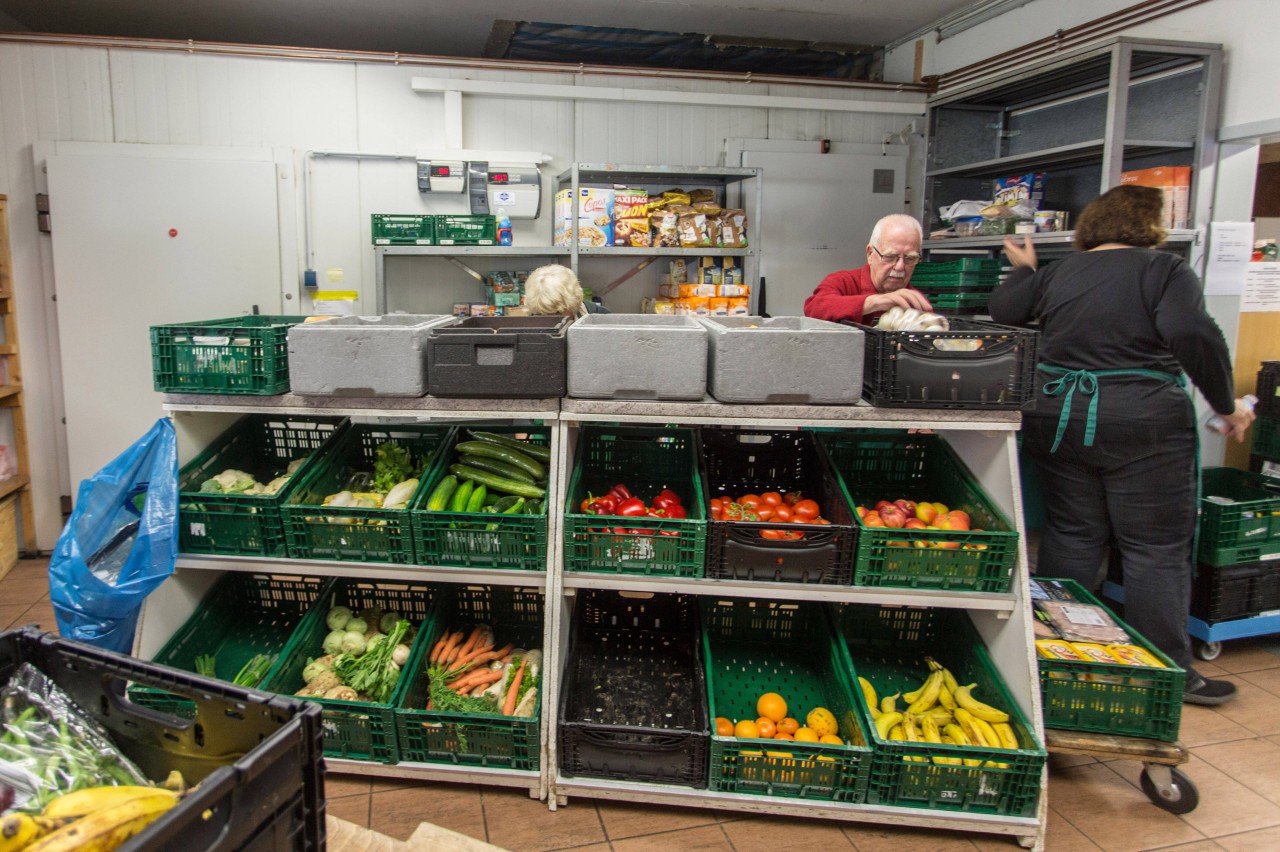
0, 627, 325, 852
559, 591, 709, 787
849, 317, 1037, 409
426, 316, 569, 398
700, 429, 856, 584
1258, 361, 1280, 419
1192, 561, 1280, 623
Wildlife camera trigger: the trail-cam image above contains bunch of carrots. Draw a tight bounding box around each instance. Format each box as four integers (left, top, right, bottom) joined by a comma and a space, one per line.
426, 624, 535, 716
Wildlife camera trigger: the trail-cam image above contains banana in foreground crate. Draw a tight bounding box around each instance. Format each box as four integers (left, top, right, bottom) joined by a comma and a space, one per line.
0, 626, 325, 852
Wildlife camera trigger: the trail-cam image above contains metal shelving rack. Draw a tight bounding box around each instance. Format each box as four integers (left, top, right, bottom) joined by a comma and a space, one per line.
136, 396, 1045, 849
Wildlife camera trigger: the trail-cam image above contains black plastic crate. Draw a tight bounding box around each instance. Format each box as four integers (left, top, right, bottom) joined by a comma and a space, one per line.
700, 428, 856, 585
1252, 454, 1280, 480
848, 317, 1038, 409
1258, 361, 1280, 419
559, 591, 709, 788
425, 316, 569, 398
0, 627, 325, 852
178, 415, 347, 557
1192, 560, 1280, 623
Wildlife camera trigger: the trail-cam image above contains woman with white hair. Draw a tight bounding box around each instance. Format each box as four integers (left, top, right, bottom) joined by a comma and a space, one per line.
523, 264, 608, 317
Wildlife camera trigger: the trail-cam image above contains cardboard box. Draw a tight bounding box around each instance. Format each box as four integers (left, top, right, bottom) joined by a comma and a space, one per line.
727, 297, 750, 316
554, 188, 614, 247
1120, 166, 1191, 229
613, 188, 651, 247
993, 173, 1047, 209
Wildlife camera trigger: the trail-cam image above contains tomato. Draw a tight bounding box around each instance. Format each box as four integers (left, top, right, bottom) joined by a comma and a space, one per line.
760, 491, 784, 506
772, 504, 794, 523
792, 499, 821, 520
754, 505, 776, 521
709, 497, 726, 511
783, 491, 803, 506
738, 494, 763, 509
710, 506, 722, 520
722, 504, 744, 520
810, 517, 831, 525
760, 529, 784, 539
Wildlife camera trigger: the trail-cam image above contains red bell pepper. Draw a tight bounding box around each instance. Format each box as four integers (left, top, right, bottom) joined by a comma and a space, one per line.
652, 489, 682, 511
608, 483, 633, 502
663, 504, 687, 519
616, 497, 646, 516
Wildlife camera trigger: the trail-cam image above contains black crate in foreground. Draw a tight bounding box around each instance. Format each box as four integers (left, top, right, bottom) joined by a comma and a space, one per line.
426, 316, 569, 398
849, 317, 1037, 409
1192, 560, 1280, 624
0, 627, 324, 852
1257, 360, 1280, 419
560, 591, 709, 787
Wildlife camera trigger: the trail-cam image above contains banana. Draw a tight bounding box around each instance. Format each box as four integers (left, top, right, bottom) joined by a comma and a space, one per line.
953, 684, 1010, 724
880, 693, 900, 716
938, 684, 956, 711
1, 814, 46, 852
888, 725, 906, 741
992, 722, 1020, 751
901, 677, 929, 705
875, 711, 903, 740
901, 712, 921, 743
942, 723, 971, 746
920, 713, 943, 744
907, 671, 944, 715
42, 786, 176, 822
26, 790, 178, 852
954, 707, 989, 747
939, 665, 960, 696
923, 707, 953, 727
970, 715, 1002, 750
859, 677, 880, 719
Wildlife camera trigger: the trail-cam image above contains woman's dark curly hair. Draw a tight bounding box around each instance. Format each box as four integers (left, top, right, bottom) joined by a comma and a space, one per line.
1073, 184, 1168, 250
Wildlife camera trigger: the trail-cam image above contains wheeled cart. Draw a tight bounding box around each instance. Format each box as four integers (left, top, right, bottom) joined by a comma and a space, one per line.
1044, 729, 1198, 814
1101, 580, 1280, 662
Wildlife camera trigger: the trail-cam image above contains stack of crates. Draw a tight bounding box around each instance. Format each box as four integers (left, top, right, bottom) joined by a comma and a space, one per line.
908, 258, 1005, 316
1193, 467, 1280, 624
1251, 361, 1280, 480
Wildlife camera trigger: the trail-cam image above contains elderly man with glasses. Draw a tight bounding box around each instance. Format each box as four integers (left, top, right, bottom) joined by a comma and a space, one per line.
804, 214, 934, 323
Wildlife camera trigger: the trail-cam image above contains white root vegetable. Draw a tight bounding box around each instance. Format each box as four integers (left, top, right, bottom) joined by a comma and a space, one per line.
379, 612, 402, 634
341, 631, 368, 655
304, 671, 341, 695
303, 656, 334, 684
391, 644, 411, 666
345, 617, 369, 635
324, 685, 359, 701
326, 606, 353, 631
383, 479, 418, 510
322, 629, 347, 656
512, 688, 537, 718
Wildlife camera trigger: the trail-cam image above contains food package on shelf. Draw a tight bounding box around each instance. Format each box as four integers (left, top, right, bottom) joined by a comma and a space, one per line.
613, 188, 651, 247
1120, 166, 1191, 229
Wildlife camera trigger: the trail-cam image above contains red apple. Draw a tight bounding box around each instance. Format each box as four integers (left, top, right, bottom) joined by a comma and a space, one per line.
904, 518, 928, 529
915, 502, 939, 525
894, 499, 917, 518
874, 500, 895, 514
862, 511, 884, 527
879, 505, 907, 528
855, 505, 867, 519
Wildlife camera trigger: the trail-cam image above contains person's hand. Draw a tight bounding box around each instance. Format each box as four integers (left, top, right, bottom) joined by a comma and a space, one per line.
864, 289, 933, 316
1002, 235, 1038, 269
1222, 398, 1257, 443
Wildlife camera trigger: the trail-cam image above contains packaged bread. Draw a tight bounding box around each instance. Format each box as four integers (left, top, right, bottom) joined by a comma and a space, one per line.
1036, 639, 1086, 661
1036, 600, 1131, 644
1070, 643, 1123, 664
677, 209, 714, 248
651, 209, 679, 247
1107, 644, 1166, 668
719, 209, 748, 248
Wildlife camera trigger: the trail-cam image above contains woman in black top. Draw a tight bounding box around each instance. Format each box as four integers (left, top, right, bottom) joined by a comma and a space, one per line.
990, 185, 1253, 705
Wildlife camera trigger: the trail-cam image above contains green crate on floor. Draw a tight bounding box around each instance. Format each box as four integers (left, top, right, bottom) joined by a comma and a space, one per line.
178, 414, 347, 557
396, 585, 544, 770
410, 426, 551, 572
702, 598, 871, 802
1252, 416, 1280, 461
563, 426, 706, 577
265, 578, 438, 764
151, 315, 306, 395
1034, 578, 1184, 741
836, 604, 1045, 817
282, 424, 453, 564
820, 431, 1019, 592
371, 213, 434, 245
1198, 467, 1280, 566
128, 572, 332, 719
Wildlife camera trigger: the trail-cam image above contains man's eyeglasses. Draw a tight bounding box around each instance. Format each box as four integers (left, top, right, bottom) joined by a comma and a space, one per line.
871, 246, 922, 266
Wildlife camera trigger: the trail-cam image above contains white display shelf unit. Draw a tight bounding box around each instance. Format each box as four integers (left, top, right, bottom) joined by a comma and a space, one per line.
139, 395, 1045, 849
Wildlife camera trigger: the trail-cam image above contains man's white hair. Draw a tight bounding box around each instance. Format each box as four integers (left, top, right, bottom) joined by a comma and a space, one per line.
868, 214, 924, 250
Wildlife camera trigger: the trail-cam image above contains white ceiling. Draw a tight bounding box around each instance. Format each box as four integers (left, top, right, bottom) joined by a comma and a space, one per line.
0, 0, 981, 61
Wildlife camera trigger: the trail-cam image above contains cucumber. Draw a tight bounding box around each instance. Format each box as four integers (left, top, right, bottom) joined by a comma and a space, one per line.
465, 483, 487, 513
457, 454, 536, 484
450, 463, 547, 499
449, 479, 474, 513
425, 475, 458, 511
468, 430, 552, 463
454, 441, 546, 480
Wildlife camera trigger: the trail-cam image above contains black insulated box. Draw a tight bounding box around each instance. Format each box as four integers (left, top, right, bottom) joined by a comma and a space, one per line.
558, 590, 710, 788
425, 316, 569, 398
1191, 560, 1280, 624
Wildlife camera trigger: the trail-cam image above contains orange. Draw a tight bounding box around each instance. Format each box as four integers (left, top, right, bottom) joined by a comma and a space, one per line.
793, 727, 819, 742
773, 732, 795, 740
755, 718, 777, 739
714, 717, 734, 737
757, 692, 788, 723
776, 717, 800, 735
734, 719, 761, 739
819, 734, 844, 745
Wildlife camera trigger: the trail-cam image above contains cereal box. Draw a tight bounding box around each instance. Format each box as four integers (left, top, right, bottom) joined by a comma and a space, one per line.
992, 173, 1047, 209
613, 188, 650, 247
553, 187, 615, 246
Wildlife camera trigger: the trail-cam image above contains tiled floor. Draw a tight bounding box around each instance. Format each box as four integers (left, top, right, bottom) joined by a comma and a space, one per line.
7, 554, 1280, 851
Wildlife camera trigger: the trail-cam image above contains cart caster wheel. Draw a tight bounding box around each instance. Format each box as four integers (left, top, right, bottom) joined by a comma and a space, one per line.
1140, 766, 1199, 814
1195, 641, 1222, 661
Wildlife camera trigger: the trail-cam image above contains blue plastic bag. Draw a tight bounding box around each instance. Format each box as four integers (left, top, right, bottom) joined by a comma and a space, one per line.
49, 418, 178, 653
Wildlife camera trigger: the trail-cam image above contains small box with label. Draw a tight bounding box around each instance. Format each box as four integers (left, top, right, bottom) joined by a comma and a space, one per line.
613, 188, 651, 247
992, 173, 1047, 209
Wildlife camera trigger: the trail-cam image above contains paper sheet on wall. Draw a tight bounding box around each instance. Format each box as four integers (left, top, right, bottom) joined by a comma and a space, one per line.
1204, 221, 1254, 295
1242, 263, 1280, 311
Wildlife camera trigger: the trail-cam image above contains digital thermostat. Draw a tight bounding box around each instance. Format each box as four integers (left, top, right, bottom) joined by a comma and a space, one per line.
417, 159, 466, 193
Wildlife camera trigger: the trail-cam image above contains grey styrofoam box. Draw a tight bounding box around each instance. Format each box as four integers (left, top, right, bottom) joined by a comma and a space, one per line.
287, 314, 453, 397
567, 314, 708, 400
699, 316, 864, 404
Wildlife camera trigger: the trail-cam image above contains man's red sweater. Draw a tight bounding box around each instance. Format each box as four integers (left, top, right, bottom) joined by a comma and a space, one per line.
803, 264, 924, 324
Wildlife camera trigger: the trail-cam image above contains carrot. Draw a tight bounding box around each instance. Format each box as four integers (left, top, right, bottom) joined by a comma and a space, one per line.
503, 658, 528, 716
466, 643, 513, 668
450, 627, 483, 664
436, 631, 463, 664
429, 634, 450, 663
448, 669, 503, 691
452, 643, 496, 670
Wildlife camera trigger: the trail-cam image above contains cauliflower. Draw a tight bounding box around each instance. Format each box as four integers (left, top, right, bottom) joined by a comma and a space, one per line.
199, 469, 260, 493
261, 475, 293, 496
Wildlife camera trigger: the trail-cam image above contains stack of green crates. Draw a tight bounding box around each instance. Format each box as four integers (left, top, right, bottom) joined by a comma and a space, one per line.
151, 315, 307, 395
910, 258, 1005, 315
1198, 467, 1280, 565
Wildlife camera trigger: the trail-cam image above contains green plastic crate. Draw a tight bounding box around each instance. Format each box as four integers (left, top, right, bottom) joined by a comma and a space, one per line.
821, 431, 1019, 592
702, 598, 871, 802
1034, 578, 1185, 741
435, 215, 497, 245
371, 213, 434, 245
1198, 467, 1280, 566
836, 604, 1045, 817
265, 578, 438, 764
128, 572, 332, 719
563, 426, 706, 577
282, 424, 453, 564
411, 426, 550, 571
395, 585, 544, 769
910, 258, 1005, 277
1252, 415, 1280, 461
151, 315, 306, 395
178, 414, 347, 556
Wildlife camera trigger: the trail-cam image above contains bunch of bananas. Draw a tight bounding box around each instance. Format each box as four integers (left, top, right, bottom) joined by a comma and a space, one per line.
0, 784, 180, 852
859, 657, 1020, 768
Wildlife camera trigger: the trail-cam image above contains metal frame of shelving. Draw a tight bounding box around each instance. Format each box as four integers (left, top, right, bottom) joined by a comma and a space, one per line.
140, 395, 1046, 850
